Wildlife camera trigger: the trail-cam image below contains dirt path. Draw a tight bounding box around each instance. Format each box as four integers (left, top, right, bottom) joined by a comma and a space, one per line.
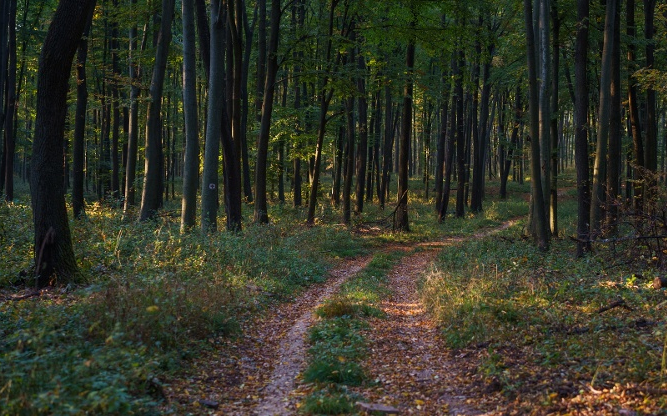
163, 255, 372, 415
165, 222, 515, 415
348, 248, 488, 415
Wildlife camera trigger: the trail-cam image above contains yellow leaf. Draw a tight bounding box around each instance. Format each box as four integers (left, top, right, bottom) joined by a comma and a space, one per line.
415, 399, 425, 405
146, 305, 159, 313
338, 356, 346, 363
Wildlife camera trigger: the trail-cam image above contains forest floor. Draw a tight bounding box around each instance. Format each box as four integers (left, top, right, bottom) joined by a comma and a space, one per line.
163, 221, 517, 415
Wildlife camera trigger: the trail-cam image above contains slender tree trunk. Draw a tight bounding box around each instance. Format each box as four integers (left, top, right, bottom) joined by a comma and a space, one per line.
524, 0, 549, 251
139, 0, 175, 221
72, 2, 95, 218
643, 0, 657, 199
355, 52, 368, 214
590, 0, 616, 238
379, 83, 393, 209
396, 22, 415, 231
627, 0, 643, 213
549, 1, 560, 235
606, 0, 621, 232
438, 54, 459, 222
2, 0, 16, 202
181, 0, 199, 231
455, 49, 466, 218
574, 0, 590, 255
31, 0, 95, 287
306, 0, 339, 225
254, 0, 281, 224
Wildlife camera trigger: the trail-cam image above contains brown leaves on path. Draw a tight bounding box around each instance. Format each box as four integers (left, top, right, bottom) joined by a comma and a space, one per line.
162, 255, 372, 415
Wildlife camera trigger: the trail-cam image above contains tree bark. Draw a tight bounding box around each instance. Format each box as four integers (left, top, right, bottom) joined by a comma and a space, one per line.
574, 0, 590, 256
396, 23, 415, 232
524, 0, 549, 251
139, 0, 175, 221
3, 0, 16, 202
181, 0, 199, 231
31, 0, 95, 287
254, 0, 281, 224
590, 0, 616, 239
72, 1, 95, 218
355, 51, 368, 214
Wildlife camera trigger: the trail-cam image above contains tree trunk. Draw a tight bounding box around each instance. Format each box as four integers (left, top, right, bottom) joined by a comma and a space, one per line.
254, 0, 281, 224
2, 0, 16, 202
72, 2, 95, 218
139, 0, 175, 221
643, 0, 656, 200
31, 0, 95, 287
574, 0, 591, 256
549, 1, 560, 236
590, 0, 616, 239
606, 0, 621, 233
438, 54, 459, 222
455, 49, 466, 218
524, 0, 549, 251
379, 83, 393, 209
355, 52, 368, 214
180, 0, 199, 231
201, 0, 224, 232
396, 23, 415, 232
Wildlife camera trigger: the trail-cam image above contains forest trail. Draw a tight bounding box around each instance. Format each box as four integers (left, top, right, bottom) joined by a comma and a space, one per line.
165, 221, 515, 415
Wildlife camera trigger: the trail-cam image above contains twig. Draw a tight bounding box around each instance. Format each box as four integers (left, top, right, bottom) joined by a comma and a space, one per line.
596, 298, 634, 314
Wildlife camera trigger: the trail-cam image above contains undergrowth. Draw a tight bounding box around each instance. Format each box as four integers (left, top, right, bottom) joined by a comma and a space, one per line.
421, 193, 667, 413
0, 198, 365, 415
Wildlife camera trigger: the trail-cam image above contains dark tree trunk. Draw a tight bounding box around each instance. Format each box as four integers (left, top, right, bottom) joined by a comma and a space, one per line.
549, 1, 560, 235
524, 0, 549, 251
379, 83, 393, 209
396, 23, 415, 232
626, 0, 643, 213
139, 0, 175, 221
606, 0, 621, 232
254, 0, 281, 224
355, 52, 368, 214
435, 68, 450, 214
31, 0, 95, 287
643, 0, 656, 180
72, 2, 95, 218
574, 0, 591, 256
438, 54, 459, 222
500, 89, 521, 199
455, 49, 465, 218
181, 0, 199, 231
240, 1, 255, 203
342, 94, 355, 223
3, 0, 16, 202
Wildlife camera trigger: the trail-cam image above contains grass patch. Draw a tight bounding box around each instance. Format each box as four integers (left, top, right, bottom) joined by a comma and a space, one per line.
420, 193, 667, 412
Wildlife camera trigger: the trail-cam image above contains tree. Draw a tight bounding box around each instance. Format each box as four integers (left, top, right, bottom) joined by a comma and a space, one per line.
139, 0, 175, 221
255, 0, 281, 224
180, 0, 199, 231
574, 0, 590, 256
524, 0, 549, 251
395, 18, 416, 232
30, 0, 96, 287
72, 1, 96, 219
3, 0, 16, 202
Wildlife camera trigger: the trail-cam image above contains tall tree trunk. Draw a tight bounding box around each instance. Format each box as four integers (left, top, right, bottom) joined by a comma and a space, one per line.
139, 0, 175, 221
538, 0, 551, 220
438, 54, 459, 222
2, 0, 16, 201
626, 0, 643, 214
355, 52, 368, 214
455, 49, 466, 218
202, 0, 224, 231
434, 69, 449, 213
256, 0, 266, 120
524, 0, 549, 251
379, 83, 393, 209
574, 0, 590, 256
306, 0, 339, 225
549, 1, 560, 235
110, 0, 120, 199
643, 0, 656, 198
72, 1, 95, 218
606, 0, 621, 232
240, 2, 255, 202
590, 0, 616, 238
395, 21, 415, 232
181, 0, 199, 231
0, 0, 10, 196
31, 0, 95, 287
254, 0, 280, 224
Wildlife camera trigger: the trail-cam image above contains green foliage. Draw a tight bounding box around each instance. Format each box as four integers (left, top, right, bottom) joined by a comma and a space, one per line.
300, 385, 361, 415
421, 195, 667, 399
0, 201, 364, 414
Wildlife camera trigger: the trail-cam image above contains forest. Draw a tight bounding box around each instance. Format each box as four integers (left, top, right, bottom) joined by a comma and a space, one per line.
1, 0, 667, 414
